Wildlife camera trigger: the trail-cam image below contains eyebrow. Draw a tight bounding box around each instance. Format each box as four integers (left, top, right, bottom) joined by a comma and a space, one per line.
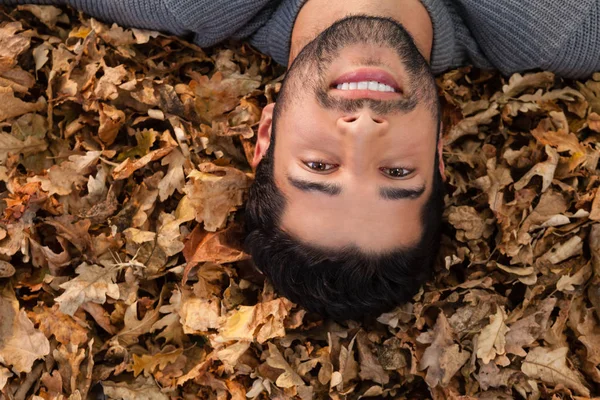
288, 177, 342, 196
379, 186, 426, 200
288, 176, 426, 200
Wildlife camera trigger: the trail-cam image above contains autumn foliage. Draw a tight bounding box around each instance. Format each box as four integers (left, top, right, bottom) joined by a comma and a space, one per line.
0, 5, 599, 400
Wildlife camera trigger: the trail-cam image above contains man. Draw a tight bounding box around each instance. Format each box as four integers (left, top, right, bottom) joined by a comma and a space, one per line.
5, 0, 599, 320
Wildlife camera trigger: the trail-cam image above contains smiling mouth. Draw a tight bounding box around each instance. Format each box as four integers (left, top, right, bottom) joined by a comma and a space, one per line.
329, 68, 402, 100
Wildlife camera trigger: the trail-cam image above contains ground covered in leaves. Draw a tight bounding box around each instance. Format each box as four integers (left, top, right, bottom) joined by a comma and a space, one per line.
0, 5, 599, 400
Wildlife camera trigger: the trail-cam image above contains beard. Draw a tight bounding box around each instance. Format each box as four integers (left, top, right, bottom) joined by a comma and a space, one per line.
277, 15, 438, 117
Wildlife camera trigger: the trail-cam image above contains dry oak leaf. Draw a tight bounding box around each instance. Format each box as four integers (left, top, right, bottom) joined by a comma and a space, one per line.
476, 361, 518, 390
514, 145, 559, 193
0, 22, 30, 69
158, 148, 186, 202
29, 305, 88, 347
0, 131, 47, 163
556, 262, 592, 292
335, 333, 359, 391
0, 366, 11, 390
55, 262, 120, 316
94, 64, 128, 100
476, 306, 509, 364
115, 298, 163, 346
102, 376, 168, 400
182, 224, 248, 282
17, 5, 69, 28
112, 146, 174, 180
590, 188, 600, 222
521, 346, 590, 396
183, 163, 251, 232
266, 342, 313, 400
0, 286, 50, 373
131, 347, 184, 377
356, 330, 389, 385
445, 103, 499, 144
418, 312, 470, 388
0, 87, 45, 122
0, 260, 15, 278
98, 103, 126, 146
189, 70, 261, 123
591, 224, 600, 276
29, 160, 89, 196
497, 71, 555, 100
179, 295, 221, 334
531, 111, 587, 171
217, 298, 293, 344
214, 341, 251, 374
447, 205, 493, 241
540, 235, 583, 265
505, 297, 556, 357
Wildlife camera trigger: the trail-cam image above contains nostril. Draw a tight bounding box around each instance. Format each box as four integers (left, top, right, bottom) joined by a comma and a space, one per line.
372, 117, 384, 124
342, 116, 358, 123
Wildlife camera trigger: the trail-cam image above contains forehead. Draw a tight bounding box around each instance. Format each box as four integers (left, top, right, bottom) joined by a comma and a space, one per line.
278, 179, 428, 251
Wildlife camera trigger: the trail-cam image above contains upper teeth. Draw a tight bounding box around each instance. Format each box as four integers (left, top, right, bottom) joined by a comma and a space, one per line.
336, 81, 396, 92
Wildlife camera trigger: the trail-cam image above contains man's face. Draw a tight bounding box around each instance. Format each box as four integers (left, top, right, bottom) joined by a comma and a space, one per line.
255, 16, 441, 252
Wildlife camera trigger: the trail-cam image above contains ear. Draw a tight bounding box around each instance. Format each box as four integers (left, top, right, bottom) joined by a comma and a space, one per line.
437, 123, 446, 181
252, 103, 275, 168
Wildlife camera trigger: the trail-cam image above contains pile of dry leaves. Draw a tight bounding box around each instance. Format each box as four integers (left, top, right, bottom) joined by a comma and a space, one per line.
0, 5, 599, 400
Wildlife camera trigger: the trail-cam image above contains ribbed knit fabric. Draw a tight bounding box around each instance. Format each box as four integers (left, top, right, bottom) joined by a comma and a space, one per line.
2, 0, 600, 78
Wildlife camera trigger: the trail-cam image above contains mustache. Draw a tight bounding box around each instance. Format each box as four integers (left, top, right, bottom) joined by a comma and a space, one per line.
316, 87, 417, 115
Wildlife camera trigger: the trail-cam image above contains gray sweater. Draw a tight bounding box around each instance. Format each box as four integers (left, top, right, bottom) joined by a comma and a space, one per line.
3, 0, 600, 78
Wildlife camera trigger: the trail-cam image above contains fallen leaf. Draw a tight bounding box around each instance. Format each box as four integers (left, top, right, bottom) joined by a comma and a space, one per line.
183, 163, 251, 231
55, 262, 120, 316
102, 376, 169, 400
514, 145, 559, 193
0, 286, 50, 373
521, 346, 590, 396
418, 313, 470, 387
476, 307, 509, 364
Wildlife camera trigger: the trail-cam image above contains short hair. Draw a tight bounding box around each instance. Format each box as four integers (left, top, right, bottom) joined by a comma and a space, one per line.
244, 112, 444, 322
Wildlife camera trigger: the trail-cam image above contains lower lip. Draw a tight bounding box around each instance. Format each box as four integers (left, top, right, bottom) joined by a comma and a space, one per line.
331, 68, 401, 91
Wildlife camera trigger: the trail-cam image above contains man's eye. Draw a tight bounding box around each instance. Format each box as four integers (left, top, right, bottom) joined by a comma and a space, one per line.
380, 167, 413, 178
304, 161, 338, 172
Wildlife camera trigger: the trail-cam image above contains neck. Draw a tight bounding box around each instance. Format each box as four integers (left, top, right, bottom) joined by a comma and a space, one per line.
289, 0, 433, 65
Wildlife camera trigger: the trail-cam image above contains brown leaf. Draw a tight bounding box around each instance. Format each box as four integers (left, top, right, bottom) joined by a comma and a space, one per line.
189, 70, 261, 123
0, 131, 47, 163
30, 305, 88, 347
102, 376, 169, 400
17, 5, 68, 28
97, 103, 125, 146
266, 342, 312, 400
55, 262, 120, 316
445, 103, 499, 144
182, 224, 248, 282
447, 205, 494, 241
521, 346, 590, 396
183, 163, 251, 231
418, 313, 470, 387
0, 260, 15, 278
0, 286, 50, 373
115, 297, 163, 346
356, 331, 389, 385
514, 145, 559, 192
131, 347, 183, 377
112, 146, 173, 180
476, 307, 509, 364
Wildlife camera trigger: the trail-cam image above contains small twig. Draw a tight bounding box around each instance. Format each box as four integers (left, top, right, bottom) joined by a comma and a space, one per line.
14, 362, 44, 400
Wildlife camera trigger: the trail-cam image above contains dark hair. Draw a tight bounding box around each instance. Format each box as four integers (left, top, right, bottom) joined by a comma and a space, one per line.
244, 121, 444, 322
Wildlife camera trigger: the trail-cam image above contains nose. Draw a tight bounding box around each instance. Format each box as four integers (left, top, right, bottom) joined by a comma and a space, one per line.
336, 110, 389, 173
337, 109, 388, 139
